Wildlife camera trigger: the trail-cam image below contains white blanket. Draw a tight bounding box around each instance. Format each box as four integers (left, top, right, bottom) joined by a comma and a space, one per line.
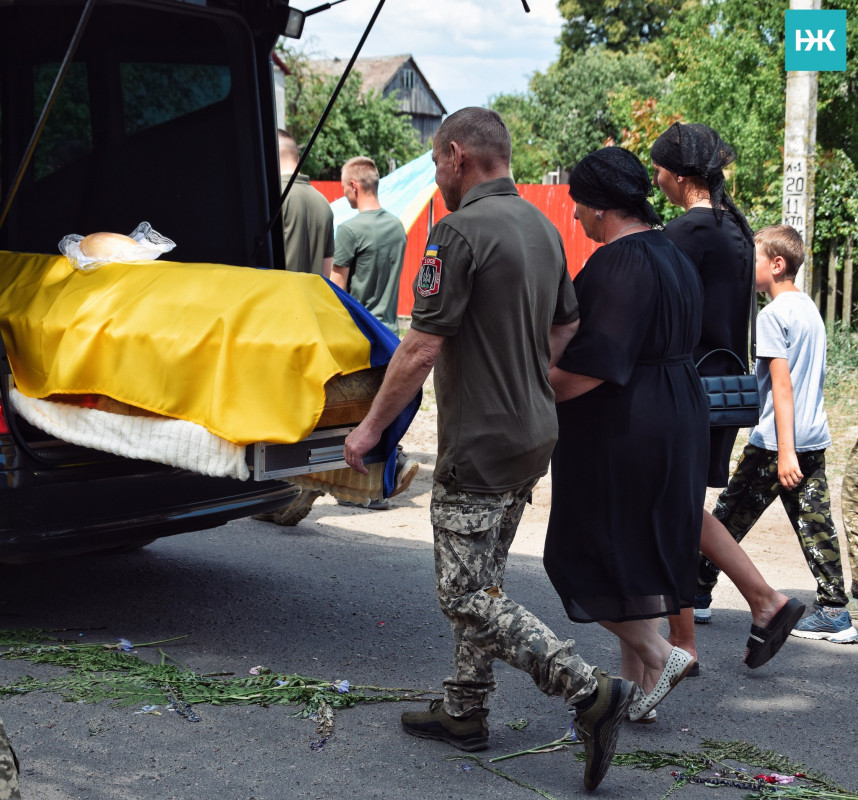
10, 389, 250, 481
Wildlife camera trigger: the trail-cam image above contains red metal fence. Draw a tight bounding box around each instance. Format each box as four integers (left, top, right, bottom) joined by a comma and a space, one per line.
312, 182, 599, 317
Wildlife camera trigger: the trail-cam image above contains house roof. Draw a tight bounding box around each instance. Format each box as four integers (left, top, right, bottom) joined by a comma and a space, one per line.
309, 54, 446, 114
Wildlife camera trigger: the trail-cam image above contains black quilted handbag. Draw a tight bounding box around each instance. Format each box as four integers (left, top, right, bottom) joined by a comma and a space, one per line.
696, 348, 760, 428
695, 274, 760, 429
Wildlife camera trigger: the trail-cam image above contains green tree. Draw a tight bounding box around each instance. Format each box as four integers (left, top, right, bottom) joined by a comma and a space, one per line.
529, 46, 663, 172
557, 0, 684, 55
651, 0, 786, 218
816, 0, 858, 165
488, 92, 553, 183
277, 45, 426, 179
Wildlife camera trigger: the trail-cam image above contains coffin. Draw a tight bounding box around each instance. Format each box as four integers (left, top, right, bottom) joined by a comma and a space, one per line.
0, 251, 417, 502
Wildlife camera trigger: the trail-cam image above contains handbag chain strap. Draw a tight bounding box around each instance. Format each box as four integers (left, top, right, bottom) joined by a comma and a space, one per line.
749, 260, 757, 365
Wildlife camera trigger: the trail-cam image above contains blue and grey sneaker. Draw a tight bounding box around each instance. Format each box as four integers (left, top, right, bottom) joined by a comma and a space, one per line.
693, 593, 712, 624
790, 606, 858, 643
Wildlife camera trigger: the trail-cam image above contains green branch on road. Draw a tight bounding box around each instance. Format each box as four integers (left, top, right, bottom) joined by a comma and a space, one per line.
0, 629, 434, 732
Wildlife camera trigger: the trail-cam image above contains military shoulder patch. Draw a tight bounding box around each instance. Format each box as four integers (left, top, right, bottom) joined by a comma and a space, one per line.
416, 246, 442, 297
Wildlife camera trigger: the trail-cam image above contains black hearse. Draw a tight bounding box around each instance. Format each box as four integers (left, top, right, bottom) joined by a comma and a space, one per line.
0, 0, 329, 562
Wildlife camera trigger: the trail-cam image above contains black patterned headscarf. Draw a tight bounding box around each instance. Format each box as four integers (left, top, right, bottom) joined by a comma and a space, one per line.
651, 122, 753, 242
568, 147, 662, 227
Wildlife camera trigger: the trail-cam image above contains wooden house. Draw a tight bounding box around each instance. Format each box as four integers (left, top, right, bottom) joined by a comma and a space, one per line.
310, 54, 446, 143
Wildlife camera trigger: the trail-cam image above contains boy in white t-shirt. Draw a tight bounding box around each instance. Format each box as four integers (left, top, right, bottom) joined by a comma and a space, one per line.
696, 224, 856, 643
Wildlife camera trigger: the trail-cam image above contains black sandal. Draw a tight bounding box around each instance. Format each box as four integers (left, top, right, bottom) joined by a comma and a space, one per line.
744, 597, 806, 669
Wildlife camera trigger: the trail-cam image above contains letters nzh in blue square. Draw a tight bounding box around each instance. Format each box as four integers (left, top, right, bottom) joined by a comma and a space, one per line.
785, 9, 847, 71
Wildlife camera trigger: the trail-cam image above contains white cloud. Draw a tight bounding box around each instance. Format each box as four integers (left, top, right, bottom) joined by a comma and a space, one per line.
295, 0, 563, 111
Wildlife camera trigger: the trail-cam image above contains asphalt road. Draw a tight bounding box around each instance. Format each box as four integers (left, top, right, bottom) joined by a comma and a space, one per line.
0, 503, 856, 800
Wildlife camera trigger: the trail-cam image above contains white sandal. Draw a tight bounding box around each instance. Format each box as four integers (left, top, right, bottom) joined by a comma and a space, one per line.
627, 684, 657, 723
627, 646, 694, 722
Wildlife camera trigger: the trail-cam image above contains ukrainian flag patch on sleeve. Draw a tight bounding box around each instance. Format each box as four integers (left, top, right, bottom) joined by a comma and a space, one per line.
417, 243, 442, 297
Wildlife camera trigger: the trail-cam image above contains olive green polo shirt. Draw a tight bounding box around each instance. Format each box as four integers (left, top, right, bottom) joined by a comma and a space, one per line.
410, 177, 579, 493
281, 173, 335, 275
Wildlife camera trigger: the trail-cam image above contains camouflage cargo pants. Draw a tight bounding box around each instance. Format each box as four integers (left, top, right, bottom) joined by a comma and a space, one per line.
842, 438, 858, 597
431, 479, 596, 718
698, 444, 848, 607
0, 716, 20, 800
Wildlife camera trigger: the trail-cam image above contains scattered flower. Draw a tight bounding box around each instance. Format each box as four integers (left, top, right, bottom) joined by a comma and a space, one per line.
116, 638, 133, 651
249, 665, 267, 675
133, 705, 161, 715
332, 679, 350, 694
309, 737, 328, 751
460, 764, 472, 771
377, 621, 386, 627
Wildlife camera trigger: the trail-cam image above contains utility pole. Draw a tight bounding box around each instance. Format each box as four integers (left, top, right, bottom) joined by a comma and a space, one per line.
782, 0, 821, 296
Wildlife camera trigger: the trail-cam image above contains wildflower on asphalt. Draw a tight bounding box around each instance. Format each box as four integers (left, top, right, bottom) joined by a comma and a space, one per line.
116, 638, 133, 651
332, 679, 350, 694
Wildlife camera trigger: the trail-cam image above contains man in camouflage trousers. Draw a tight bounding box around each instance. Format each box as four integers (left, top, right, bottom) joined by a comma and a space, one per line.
344, 107, 634, 792
430, 480, 599, 713
0, 716, 20, 800
698, 445, 850, 614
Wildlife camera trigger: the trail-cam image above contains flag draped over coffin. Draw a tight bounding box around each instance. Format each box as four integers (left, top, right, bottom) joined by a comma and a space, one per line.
0, 251, 418, 493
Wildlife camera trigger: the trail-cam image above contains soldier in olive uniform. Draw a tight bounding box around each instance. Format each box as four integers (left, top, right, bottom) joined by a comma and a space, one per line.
344, 107, 634, 792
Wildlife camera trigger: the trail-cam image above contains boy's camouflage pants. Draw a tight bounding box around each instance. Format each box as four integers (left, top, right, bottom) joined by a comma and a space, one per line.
0, 716, 20, 800
698, 444, 848, 607
431, 479, 596, 718
842, 438, 858, 597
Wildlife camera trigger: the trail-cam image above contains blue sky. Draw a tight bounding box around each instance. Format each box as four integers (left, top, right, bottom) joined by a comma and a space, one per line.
293, 0, 565, 113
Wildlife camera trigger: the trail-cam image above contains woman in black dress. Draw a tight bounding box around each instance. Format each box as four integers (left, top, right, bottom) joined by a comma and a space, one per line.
545, 147, 708, 721
651, 123, 802, 668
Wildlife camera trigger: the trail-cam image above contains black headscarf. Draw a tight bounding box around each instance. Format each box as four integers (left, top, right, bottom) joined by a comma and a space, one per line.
568, 147, 662, 228
651, 122, 753, 242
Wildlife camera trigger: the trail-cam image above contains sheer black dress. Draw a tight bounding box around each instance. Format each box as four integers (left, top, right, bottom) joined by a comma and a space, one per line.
544, 230, 709, 623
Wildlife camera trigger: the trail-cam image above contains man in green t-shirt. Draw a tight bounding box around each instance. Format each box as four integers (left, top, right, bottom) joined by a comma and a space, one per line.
331, 157, 407, 335
331, 156, 417, 511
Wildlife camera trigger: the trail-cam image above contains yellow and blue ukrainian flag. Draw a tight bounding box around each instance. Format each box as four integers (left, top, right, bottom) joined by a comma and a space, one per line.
0, 251, 418, 493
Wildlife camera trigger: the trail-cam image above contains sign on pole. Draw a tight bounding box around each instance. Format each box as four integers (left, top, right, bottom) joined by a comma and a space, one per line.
782, 2, 846, 293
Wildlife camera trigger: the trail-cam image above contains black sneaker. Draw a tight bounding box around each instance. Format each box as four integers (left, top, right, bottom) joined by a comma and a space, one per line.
400, 699, 489, 751
573, 671, 634, 791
